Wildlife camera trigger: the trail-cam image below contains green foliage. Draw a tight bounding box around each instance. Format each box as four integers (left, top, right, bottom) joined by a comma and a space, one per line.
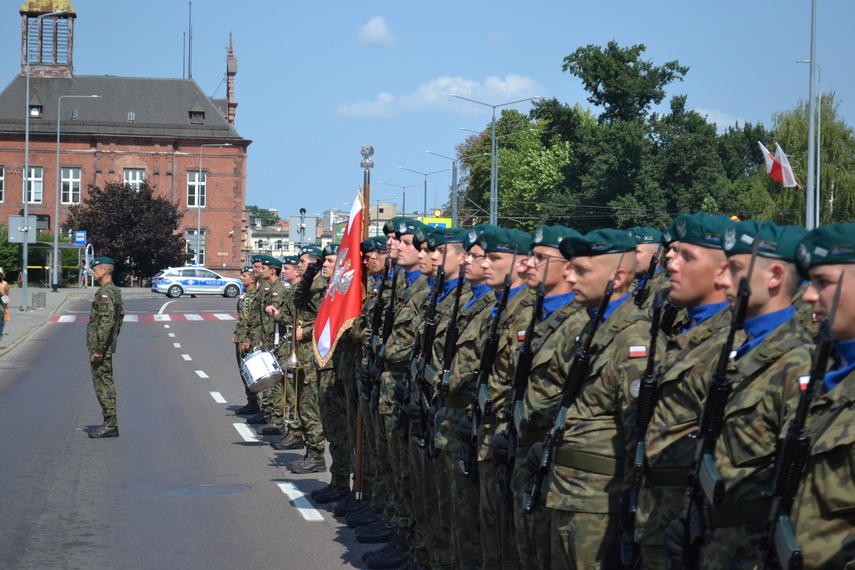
0, 223, 19, 278
64, 181, 187, 283
246, 204, 281, 226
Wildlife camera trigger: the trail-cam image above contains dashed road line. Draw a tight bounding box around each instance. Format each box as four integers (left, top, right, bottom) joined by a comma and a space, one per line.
168, 333, 175, 337
210, 391, 227, 404
173, 342, 181, 348
233, 422, 261, 442
277, 483, 324, 521
182, 354, 192, 361
195, 370, 208, 378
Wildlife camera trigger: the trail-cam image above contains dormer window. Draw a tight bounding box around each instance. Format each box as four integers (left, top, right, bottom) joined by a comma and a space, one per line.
29, 94, 43, 118
189, 99, 205, 123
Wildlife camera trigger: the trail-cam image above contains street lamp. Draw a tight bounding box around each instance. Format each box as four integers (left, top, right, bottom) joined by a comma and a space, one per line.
53, 94, 100, 292
23, 9, 69, 309
449, 94, 543, 224
378, 181, 420, 217
396, 167, 451, 218
424, 150, 491, 227
797, 59, 822, 228
196, 143, 234, 266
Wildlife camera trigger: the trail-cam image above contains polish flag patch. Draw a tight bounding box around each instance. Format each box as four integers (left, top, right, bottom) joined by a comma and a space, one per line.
629, 345, 647, 358
101, 295, 109, 299
798, 375, 811, 391
272, 292, 279, 298
517, 330, 526, 341
812, 313, 819, 323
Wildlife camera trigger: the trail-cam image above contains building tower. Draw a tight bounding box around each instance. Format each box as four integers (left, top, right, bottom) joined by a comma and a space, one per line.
20, 0, 76, 79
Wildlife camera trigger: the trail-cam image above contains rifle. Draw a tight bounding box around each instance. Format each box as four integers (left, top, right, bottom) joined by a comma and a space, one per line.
621, 288, 675, 568
757, 272, 844, 570
364, 258, 391, 402
411, 245, 449, 449
524, 253, 624, 514
459, 254, 516, 478
676, 236, 761, 569
372, 264, 399, 411
499, 260, 549, 504
635, 244, 662, 308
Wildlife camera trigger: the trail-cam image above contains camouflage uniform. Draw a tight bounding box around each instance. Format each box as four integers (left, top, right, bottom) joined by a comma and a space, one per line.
632, 268, 670, 318
792, 281, 819, 339
507, 298, 588, 568
636, 306, 741, 568
700, 316, 811, 569
290, 274, 324, 460
546, 297, 656, 569
257, 278, 288, 426
87, 280, 124, 426
234, 285, 260, 408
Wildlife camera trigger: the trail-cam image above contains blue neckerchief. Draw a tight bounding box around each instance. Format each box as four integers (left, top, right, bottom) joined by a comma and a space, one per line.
437, 277, 460, 304
542, 291, 575, 321
465, 283, 492, 310
685, 301, 730, 332
587, 292, 630, 322
491, 284, 527, 318
372, 274, 383, 290
825, 339, 855, 392
405, 269, 422, 289
636, 273, 648, 289
736, 306, 796, 360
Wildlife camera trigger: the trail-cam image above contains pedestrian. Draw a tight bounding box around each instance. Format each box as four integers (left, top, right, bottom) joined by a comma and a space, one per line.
87, 257, 125, 438
0, 268, 10, 338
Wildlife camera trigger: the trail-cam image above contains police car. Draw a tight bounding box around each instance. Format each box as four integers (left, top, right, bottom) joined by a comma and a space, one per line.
151, 267, 242, 299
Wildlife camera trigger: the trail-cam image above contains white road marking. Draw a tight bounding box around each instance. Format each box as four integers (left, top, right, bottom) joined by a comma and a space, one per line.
173, 342, 181, 348
214, 313, 234, 320
210, 391, 227, 404
164, 324, 170, 329
58, 315, 75, 323
158, 300, 176, 314
195, 370, 208, 378
123, 314, 139, 322
233, 422, 261, 442
154, 314, 172, 321
277, 483, 325, 521
185, 314, 203, 321
168, 333, 175, 337
182, 354, 192, 361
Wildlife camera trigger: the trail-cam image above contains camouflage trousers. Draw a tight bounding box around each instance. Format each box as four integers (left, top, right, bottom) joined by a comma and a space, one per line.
701, 520, 766, 569
411, 441, 451, 569
551, 510, 621, 570
90, 353, 117, 426
234, 343, 259, 406
354, 386, 377, 496
283, 367, 302, 431
479, 458, 519, 569
371, 409, 393, 515
319, 367, 353, 488
442, 442, 482, 569
296, 367, 324, 459
513, 443, 550, 568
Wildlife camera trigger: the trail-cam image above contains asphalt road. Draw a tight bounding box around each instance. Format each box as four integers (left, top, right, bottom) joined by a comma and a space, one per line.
0, 293, 372, 569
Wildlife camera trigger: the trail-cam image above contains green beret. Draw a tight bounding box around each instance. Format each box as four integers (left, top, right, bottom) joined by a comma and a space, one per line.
298, 246, 323, 258
531, 225, 582, 249
508, 229, 533, 254
475, 226, 530, 254
559, 228, 637, 259
392, 218, 427, 238
627, 226, 662, 245
361, 236, 388, 253
258, 255, 282, 268
323, 243, 340, 257
383, 217, 409, 236
250, 254, 264, 263
281, 255, 300, 266
426, 227, 468, 250
92, 257, 115, 267
661, 223, 677, 246
673, 212, 733, 250
723, 220, 806, 261
795, 222, 855, 278
241, 266, 254, 274
465, 224, 494, 251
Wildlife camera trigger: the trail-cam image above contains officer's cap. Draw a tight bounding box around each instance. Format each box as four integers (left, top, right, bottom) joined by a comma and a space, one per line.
531, 225, 581, 250
559, 228, 637, 260
92, 257, 115, 267
723, 220, 806, 262
627, 226, 663, 245
796, 222, 855, 278
672, 212, 733, 250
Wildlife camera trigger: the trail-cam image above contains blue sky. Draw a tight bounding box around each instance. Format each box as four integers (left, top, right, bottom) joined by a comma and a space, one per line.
2, 0, 852, 223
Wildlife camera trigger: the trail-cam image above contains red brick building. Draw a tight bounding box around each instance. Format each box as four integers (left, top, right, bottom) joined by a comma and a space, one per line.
0, 1, 251, 276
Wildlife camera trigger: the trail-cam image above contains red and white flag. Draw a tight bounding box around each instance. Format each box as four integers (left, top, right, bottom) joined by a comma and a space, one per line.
758, 141, 798, 188
313, 194, 364, 367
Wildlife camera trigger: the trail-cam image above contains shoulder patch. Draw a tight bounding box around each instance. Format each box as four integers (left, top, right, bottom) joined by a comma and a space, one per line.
629, 345, 647, 358
798, 375, 811, 391
630, 378, 641, 398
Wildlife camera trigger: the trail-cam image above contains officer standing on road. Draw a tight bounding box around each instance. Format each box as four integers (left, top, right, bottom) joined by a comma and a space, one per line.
87, 257, 125, 439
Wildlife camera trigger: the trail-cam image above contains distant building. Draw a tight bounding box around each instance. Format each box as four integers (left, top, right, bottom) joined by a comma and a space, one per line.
0, 1, 251, 275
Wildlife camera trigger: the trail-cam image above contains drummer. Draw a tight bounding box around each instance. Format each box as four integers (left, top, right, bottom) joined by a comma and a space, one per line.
252, 255, 289, 436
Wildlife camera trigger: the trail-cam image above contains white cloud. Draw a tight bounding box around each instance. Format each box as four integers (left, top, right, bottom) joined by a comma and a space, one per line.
694, 108, 746, 132
356, 16, 396, 46
335, 74, 546, 119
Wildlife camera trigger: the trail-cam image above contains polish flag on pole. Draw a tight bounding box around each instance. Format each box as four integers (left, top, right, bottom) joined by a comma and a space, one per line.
758, 141, 798, 188
313, 193, 364, 367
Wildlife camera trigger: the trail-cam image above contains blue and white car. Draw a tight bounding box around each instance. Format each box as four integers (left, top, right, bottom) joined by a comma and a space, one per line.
151, 267, 242, 299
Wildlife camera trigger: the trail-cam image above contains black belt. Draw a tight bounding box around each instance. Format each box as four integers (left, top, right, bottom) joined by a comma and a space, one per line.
555, 447, 623, 477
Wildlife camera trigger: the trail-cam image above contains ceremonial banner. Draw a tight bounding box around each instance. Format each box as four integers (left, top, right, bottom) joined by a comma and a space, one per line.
758, 141, 798, 188
314, 194, 364, 367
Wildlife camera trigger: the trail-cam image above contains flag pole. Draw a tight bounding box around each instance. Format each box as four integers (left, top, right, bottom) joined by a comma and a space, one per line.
355, 146, 374, 501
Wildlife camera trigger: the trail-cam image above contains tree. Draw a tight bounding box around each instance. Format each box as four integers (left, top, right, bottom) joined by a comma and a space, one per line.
246, 205, 281, 226
0, 223, 18, 279
562, 40, 689, 123
65, 181, 187, 283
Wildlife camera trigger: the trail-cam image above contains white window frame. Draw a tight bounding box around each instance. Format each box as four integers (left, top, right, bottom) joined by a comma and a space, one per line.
27, 167, 43, 203
124, 169, 145, 191
187, 171, 206, 207
0, 166, 5, 202
61, 167, 81, 204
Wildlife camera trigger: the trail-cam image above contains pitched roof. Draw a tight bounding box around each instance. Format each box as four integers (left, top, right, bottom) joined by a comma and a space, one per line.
0, 75, 246, 141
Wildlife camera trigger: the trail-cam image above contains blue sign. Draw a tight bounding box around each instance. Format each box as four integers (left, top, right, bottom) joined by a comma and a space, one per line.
74, 231, 87, 245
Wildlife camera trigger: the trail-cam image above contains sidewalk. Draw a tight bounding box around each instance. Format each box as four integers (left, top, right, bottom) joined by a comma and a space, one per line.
0, 286, 89, 357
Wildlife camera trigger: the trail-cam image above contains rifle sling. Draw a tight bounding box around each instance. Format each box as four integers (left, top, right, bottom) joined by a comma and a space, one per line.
554, 447, 624, 477
706, 497, 773, 528
643, 466, 689, 488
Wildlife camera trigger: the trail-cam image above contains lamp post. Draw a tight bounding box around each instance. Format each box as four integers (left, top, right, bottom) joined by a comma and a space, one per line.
424, 150, 491, 227
196, 143, 234, 266
53, 94, 100, 292
23, 9, 69, 310
298, 207, 306, 249
396, 167, 451, 218
378, 181, 420, 217
449, 95, 543, 224
797, 59, 822, 228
